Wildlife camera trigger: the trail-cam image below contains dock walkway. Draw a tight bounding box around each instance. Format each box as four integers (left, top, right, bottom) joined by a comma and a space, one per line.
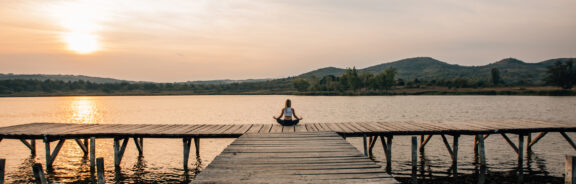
193, 132, 397, 183
0, 120, 573, 139
1, 120, 575, 183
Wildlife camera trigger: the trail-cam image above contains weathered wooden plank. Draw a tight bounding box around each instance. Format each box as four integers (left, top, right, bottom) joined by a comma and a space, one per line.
305, 124, 318, 132
219, 124, 244, 135
245, 124, 264, 133
174, 124, 205, 135
269, 124, 283, 133
194, 132, 394, 183
336, 123, 359, 133
1, 123, 68, 135
282, 125, 295, 133
232, 124, 254, 134
258, 124, 273, 133
294, 125, 307, 132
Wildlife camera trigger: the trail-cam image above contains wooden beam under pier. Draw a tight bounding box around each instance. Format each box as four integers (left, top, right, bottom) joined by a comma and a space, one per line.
420, 135, 433, 150
477, 134, 486, 184
43, 137, 65, 169
133, 137, 143, 156
518, 134, 525, 183
32, 163, 47, 184
183, 138, 192, 170
194, 137, 200, 156
74, 139, 88, 155
561, 132, 576, 151
0, 158, 5, 184
452, 135, 459, 180
501, 133, 519, 154
528, 132, 548, 149
380, 135, 393, 173
113, 138, 129, 168
441, 134, 454, 159
96, 157, 105, 184
440, 134, 460, 178
411, 136, 417, 184
19, 139, 36, 156
90, 137, 95, 174
363, 135, 368, 156
368, 136, 378, 156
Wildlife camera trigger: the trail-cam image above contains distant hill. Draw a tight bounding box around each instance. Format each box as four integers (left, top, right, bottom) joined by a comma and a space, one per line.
0, 73, 270, 85
299, 57, 576, 84
2, 57, 574, 85
185, 79, 271, 85
0, 73, 135, 84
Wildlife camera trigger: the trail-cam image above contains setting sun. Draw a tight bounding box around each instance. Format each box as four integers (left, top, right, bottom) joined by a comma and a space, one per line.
63, 32, 100, 54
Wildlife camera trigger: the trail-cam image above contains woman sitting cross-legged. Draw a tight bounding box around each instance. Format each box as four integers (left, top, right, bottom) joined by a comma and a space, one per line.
273, 99, 302, 126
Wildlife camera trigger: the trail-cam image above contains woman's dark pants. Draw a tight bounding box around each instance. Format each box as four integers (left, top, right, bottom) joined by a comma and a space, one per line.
276, 119, 299, 126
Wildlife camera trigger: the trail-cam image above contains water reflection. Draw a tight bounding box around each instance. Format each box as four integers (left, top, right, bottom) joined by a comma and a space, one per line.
10, 156, 36, 183
68, 97, 102, 124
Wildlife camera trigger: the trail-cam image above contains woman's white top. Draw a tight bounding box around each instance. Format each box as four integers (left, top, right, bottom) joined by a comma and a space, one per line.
284, 107, 293, 117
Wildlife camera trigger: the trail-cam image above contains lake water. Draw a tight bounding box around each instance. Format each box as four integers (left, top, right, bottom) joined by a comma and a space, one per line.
0, 95, 575, 183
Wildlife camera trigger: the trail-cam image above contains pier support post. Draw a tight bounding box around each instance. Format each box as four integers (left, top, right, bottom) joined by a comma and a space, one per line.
194, 137, 200, 157
90, 137, 96, 174
183, 138, 192, 170
441, 134, 460, 179
518, 134, 525, 183
97, 157, 105, 184
526, 133, 532, 152
32, 163, 47, 184
477, 134, 486, 184
0, 158, 5, 184
74, 139, 89, 156
453, 135, 459, 179
363, 135, 368, 156
43, 137, 66, 169
566, 155, 576, 184
20, 139, 36, 156
133, 137, 143, 156
113, 138, 129, 168
411, 136, 417, 184
380, 135, 393, 173
368, 136, 378, 156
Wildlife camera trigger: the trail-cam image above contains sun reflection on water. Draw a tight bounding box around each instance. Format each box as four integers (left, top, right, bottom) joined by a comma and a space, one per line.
68, 97, 102, 124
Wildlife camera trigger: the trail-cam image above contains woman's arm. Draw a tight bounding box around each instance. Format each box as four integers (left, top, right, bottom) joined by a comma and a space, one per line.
273, 108, 285, 119
292, 109, 302, 120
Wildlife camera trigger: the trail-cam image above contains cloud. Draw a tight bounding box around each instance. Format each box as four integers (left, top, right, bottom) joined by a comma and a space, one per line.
0, 0, 575, 81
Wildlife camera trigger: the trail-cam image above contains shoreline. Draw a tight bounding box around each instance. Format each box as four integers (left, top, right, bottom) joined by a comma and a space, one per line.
1, 86, 574, 97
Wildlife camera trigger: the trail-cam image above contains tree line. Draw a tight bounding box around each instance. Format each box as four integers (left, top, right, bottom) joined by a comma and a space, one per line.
292, 60, 576, 92
0, 60, 574, 96
0, 78, 294, 95
293, 67, 398, 92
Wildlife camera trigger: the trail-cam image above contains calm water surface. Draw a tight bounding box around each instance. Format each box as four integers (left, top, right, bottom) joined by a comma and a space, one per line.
0, 95, 575, 183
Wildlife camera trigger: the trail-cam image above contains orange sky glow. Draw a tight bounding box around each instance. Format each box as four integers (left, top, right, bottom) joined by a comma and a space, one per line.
1, 0, 575, 82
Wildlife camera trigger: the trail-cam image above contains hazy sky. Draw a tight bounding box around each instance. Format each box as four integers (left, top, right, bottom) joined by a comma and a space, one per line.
1, 0, 575, 82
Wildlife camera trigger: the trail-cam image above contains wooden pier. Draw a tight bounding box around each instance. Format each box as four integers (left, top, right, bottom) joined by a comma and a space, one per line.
0, 120, 575, 183
193, 132, 397, 183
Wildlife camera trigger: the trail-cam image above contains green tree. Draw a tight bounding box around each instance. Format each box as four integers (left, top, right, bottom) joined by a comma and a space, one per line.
349, 67, 361, 91
453, 78, 469, 88
383, 68, 397, 90
545, 60, 576, 89
293, 78, 310, 92
490, 68, 502, 86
